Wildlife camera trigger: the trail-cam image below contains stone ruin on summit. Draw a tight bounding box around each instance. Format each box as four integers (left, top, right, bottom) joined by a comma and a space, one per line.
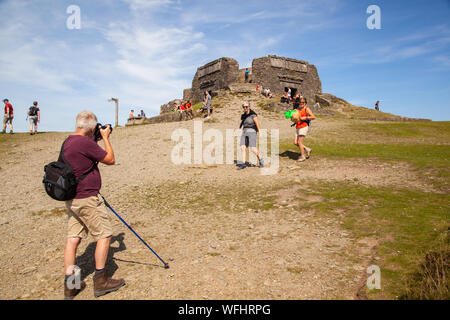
129, 55, 340, 125
182, 55, 322, 105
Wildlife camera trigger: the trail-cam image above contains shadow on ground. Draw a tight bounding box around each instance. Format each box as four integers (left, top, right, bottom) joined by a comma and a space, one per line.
76, 233, 126, 280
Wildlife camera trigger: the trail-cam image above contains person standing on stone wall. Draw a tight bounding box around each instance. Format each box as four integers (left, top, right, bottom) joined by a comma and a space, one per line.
245, 68, 249, 83
204, 90, 212, 119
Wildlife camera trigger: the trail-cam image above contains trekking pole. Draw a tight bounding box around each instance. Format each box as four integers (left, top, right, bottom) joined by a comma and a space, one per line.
99, 194, 169, 269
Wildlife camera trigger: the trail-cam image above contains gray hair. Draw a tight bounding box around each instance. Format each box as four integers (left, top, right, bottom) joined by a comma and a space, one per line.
76, 110, 98, 132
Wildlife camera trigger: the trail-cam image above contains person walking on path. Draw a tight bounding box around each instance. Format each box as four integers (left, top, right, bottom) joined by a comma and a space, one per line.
63, 111, 125, 299
244, 68, 249, 83
294, 97, 315, 162
237, 102, 264, 170
2, 99, 14, 134
28, 101, 40, 135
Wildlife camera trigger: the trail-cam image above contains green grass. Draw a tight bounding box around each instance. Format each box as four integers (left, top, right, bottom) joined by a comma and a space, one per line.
299, 181, 449, 299
361, 121, 450, 138
280, 137, 450, 191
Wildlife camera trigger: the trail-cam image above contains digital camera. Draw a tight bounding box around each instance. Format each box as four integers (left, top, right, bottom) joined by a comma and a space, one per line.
93, 123, 113, 141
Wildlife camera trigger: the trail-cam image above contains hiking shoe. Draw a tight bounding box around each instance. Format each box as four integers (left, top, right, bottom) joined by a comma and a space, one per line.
93, 271, 125, 298
237, 163, 247, 170
298, 155, 306, 162
64, 279, 86, 300
259, 158, 264, 168
306, 149, 312, 159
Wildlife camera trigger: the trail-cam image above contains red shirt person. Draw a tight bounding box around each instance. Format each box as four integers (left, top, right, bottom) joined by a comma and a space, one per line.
2, 99, 14, 134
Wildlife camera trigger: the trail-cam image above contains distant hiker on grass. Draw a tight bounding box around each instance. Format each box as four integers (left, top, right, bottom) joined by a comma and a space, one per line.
293, 97, 315, 162
63, 110, 125, 299
2, 99, 13, 134
237, 102, 264, 170
28, 101, 40, 135
375, 101, 380, 111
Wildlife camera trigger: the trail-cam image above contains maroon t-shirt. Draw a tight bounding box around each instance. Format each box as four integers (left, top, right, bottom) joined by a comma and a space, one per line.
63, 135, 107, 199
4, 103, 13, 115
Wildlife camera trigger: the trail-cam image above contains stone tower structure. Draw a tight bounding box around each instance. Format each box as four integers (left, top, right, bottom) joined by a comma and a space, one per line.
186, 57, 239, 104
251, 55, 322, 102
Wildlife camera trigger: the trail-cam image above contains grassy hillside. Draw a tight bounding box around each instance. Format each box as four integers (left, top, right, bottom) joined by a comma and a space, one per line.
280, 120, 449, 299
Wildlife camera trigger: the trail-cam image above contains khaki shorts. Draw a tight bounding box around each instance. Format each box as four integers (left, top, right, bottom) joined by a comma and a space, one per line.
295, 126, 309, 137
65, 194, 113, 241
29, 116, 38, 125
3, 115, 13, 125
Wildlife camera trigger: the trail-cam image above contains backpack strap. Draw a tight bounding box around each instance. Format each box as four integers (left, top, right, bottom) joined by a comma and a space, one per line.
58, 138, 99, 183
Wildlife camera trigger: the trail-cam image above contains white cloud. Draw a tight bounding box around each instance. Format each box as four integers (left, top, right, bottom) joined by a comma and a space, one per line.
124, 0, 174, 11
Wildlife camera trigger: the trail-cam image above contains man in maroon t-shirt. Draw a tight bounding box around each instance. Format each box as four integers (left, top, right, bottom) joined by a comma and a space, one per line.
63, 110, 125, 299
2, 99, 14, 134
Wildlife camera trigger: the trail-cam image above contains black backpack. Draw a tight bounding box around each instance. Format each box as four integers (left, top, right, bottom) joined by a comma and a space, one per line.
28, 106, 38, 116
43, 138, 96, 201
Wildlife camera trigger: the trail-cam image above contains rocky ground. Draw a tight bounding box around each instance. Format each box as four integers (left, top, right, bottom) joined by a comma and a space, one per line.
0, 88, 436, 300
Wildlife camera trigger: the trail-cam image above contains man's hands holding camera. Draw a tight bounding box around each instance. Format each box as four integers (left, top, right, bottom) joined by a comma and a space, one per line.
100, 125, 112, 140
93, 123, 113, 141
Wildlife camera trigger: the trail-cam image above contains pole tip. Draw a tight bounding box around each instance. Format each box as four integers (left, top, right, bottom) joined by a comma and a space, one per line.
164, 263, 170, 269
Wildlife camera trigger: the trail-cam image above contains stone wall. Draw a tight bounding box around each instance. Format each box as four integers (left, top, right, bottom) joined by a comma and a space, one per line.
190, 57, 239, 104
252, 55, 322, 103
183, 88, 192, 102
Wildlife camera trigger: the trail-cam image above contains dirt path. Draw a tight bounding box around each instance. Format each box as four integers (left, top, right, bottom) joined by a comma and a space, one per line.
0, 91, 433, 300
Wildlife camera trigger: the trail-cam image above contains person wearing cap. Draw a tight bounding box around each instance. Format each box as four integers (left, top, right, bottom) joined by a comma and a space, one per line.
2, 99, 14, 134
238, 102, 264, 170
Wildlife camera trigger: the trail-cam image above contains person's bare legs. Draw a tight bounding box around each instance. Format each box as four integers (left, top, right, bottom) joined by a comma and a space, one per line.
241, 145, 247, 164
95, 236, 111, 270
64, 237, 81, 275
297, 135, 306, 160
250, 147, 261, 161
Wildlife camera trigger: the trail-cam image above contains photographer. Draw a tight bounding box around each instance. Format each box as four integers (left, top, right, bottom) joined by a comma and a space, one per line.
63, 111, 125, 299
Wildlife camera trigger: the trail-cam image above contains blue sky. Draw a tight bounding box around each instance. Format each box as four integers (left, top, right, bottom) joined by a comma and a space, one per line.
0, 0, 449, 132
